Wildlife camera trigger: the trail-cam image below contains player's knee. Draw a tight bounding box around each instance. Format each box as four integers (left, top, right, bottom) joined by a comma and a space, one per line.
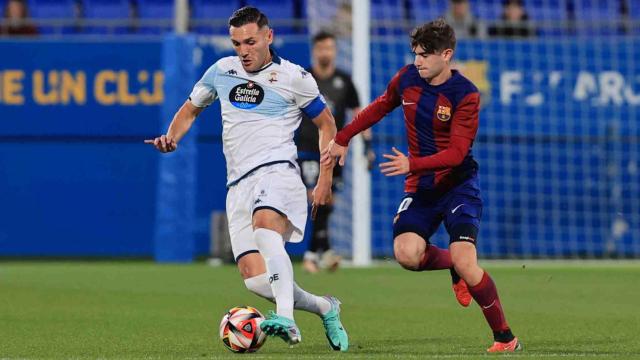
451, 255, 478, 277
394, 235, 424, 271
252, 209, 287, 234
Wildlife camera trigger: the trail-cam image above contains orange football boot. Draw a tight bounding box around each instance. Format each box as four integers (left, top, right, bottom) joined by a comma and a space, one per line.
487, 337, 522, 353
452, 279, 472, 307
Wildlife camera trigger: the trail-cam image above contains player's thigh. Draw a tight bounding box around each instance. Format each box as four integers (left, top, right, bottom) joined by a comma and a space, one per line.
392, 194, 442, 244
251, 164, 308, 243
252, 208, 288, 234
392, 194, 442, 263
444, 177, 483, 245
227, 184, 264, 273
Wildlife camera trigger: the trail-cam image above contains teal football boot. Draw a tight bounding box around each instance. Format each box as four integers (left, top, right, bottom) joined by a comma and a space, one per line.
321, 296, 349, 352
260, 311, 301, 345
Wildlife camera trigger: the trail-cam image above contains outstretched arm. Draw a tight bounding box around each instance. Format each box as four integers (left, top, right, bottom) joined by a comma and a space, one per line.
144, 100, 204, 152
321, 67, 406, 167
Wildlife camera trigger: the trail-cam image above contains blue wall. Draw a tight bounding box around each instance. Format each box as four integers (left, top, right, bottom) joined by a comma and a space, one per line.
0, 37, 312, 257
1, 37, 638, 258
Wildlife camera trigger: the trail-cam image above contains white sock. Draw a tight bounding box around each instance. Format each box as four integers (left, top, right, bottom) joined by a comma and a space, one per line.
254, 228, 294, 320
244, 274, 274, 302
294, 283, 332, 316
244, 273, 332, 316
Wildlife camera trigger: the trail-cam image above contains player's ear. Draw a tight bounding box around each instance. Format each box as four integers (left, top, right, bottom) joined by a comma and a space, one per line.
442, 48, 454, 62
266, 27, 273, 45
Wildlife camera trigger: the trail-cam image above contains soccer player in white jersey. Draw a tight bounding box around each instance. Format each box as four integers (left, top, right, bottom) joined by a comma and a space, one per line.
145, 6, 348, 351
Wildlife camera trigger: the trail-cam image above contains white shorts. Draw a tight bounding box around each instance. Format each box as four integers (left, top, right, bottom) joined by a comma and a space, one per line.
226, 162, 308, 262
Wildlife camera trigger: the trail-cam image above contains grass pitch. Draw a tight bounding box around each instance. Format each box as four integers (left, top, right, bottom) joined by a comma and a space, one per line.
1, 261, 639, 359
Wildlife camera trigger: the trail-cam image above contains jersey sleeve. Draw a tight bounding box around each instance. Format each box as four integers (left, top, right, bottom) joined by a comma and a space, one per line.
188, 62, 219, 108
334, 66, 404, 146
292, 67, 326, 119
450, 92, 480, 140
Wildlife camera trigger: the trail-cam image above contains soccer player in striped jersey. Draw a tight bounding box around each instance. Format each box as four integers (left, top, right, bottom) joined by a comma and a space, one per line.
321, 19, 521, 353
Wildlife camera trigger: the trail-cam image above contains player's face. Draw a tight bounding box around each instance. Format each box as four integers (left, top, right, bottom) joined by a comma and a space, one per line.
229, 23, 274, 72
413, 45, 453, 81
313, 38, 337, 68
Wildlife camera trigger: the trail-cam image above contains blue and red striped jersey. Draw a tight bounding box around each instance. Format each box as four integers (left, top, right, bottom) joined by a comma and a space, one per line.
335, 65, 480, 192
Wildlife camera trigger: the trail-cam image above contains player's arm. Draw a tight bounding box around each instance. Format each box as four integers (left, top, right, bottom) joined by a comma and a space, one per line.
321, 68, 404, 167
144, 101, 204, 152
380, 92, 480, 176
145, 63, 218, 153
311, 107, 338, 210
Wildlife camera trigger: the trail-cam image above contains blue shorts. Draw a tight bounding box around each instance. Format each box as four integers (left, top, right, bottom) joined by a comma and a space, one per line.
392, 175, 483, 244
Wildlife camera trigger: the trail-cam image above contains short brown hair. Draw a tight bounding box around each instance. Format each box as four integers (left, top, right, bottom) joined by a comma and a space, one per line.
410, 19, 456, 54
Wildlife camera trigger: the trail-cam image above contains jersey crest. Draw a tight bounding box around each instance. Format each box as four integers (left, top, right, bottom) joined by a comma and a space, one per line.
436, 105, 451, 122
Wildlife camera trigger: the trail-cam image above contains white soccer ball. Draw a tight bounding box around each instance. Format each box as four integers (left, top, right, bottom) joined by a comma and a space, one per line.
219, 306, 267, 353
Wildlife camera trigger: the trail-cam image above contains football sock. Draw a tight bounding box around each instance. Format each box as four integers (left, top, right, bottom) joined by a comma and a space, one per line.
244, 273, 331, 316
418, 245, 453, 270
310, 205, 331, 253
254, 228, 294, 320
468, 271, 514, 341
244, 274, 274, 302
293, 283, 332, 316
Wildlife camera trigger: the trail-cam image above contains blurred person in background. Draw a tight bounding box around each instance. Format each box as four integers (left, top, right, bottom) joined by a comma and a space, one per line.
489, 0, 535, 38
444, 0, 486, 39
1, 0, 38, 36
296, 31, 372, 274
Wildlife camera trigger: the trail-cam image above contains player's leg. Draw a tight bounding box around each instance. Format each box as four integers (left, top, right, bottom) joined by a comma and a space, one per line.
236, 250, 332, 316
228, 182, 333, 318
392, 194, 454, 272
449, 241, 520, 352
299, 160, 321, 273
393, 232, 453, 271
249, 164, 347, 350
445, 176, 520, 352
314, 204, 342, 272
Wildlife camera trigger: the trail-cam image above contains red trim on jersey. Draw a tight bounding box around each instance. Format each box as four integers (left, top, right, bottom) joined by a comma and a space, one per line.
408, 92, 480, 173
334, 67, 406, 146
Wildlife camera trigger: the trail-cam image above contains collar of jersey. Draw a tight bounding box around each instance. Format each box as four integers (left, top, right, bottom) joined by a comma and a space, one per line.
246, 47, 281, 74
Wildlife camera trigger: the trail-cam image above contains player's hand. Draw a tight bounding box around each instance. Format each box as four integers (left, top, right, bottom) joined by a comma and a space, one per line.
311, 182, 332, 220
321, 139, 348, 167
380, 147, 410, 176
144, 135, 177, 153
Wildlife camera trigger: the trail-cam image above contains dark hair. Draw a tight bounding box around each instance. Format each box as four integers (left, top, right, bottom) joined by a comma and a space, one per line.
410, 18, 456, 54
312, 30, 336, 45
228, 6, 269, 28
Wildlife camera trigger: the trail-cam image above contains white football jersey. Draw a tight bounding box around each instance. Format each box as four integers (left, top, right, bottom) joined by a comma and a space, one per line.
189, 50, 326, 187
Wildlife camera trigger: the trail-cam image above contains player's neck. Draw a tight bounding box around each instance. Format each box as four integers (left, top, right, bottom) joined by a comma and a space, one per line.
313, 63, 335, 80
427, 68, 452, 86
260, 52, 274, 69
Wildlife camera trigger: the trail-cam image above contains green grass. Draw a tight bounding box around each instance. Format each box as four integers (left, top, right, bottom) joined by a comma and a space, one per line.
1, 261, 639, 359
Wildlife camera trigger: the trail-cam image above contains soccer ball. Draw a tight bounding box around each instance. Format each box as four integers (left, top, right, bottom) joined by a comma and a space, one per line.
219, 306, 267, 353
